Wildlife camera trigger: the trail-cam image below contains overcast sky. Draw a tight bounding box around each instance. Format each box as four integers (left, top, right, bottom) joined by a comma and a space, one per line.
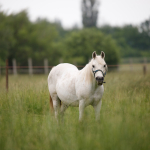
0, 0, 150, 28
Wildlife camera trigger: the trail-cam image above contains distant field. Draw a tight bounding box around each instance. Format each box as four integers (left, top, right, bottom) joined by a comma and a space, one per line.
0, 72, 150, 150
119, 63, 150, 72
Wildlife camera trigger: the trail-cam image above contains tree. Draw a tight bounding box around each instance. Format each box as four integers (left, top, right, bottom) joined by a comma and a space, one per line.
0, 10, 59, 66
82, 0, 99, 28
140, 17, 150, 36
100, 24, 150, 57
31, 18, 58, 65
7, 10, 33, 66
0, 11, 15, 65
61, 28, 120, 65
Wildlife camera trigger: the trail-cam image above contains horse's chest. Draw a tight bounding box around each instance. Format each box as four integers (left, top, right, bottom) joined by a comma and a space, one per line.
88, 87, 104, 104
77, 85, 104, 106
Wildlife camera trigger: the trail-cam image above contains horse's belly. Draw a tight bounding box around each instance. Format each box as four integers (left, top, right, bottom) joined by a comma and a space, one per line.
56, 75, 79, 106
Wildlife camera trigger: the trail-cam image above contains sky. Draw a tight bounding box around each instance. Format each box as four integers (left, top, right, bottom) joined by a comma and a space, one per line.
0, 0, 150, 28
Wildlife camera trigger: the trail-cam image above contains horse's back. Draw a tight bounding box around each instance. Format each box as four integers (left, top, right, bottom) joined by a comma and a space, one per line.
48, 63, 78, 95
48, 63, 78, 80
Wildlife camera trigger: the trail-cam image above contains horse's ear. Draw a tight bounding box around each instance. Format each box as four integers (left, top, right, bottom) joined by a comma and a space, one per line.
92, 51, 97, 59
101, 51, 105, 59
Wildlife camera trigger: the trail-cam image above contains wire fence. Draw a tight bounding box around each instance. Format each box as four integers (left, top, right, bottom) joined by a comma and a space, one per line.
1, 59, 149, 92
0, 57, 149, 75
0, 64, 149, 75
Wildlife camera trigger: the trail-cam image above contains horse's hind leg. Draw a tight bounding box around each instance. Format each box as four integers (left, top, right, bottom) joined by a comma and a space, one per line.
51, 94, 61, 120
60, 103, 68, 120
49, 94, 53, 113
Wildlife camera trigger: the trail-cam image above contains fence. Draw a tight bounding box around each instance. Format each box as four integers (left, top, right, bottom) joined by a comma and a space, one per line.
0, 58, 149, 75
1, 58, 149, 92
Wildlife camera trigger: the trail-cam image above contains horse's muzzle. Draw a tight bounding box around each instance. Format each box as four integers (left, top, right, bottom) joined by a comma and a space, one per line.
96, 77, 104, 85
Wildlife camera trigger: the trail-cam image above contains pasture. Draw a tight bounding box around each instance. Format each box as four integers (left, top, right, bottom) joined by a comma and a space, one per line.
0, 71, 150, 150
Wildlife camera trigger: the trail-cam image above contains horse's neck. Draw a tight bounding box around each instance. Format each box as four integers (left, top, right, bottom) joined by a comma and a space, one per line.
80, 62, 96, 85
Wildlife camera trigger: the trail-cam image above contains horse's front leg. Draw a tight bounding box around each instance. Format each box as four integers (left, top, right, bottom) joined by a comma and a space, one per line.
79, 99, 85, 121
93, 100, 102, 121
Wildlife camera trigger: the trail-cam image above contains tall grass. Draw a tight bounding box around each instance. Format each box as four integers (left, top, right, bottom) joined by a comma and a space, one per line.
0, 73, 150, 150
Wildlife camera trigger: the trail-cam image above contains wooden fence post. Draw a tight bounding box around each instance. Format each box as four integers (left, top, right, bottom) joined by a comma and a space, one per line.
6, 59, 8, 92
28, 58, 33, 75
59, 58, 63, 63
143, 58, 147, 76
12, 59, 17, 75
129, 58, 133, 72
44, 59, 48, 74
0, 65, 1, 75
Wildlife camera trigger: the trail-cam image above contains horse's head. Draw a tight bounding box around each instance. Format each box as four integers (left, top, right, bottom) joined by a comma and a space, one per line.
91, 51, 108, 85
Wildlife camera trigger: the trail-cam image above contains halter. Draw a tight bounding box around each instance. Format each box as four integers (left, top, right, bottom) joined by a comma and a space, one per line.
92, 69, 106, 78
92, 69, 106, 84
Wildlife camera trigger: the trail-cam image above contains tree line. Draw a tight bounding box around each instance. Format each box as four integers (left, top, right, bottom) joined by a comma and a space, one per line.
0, 9, 150, 66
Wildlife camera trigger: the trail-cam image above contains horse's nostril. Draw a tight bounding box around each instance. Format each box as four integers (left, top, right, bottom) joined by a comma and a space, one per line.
96, 77, 100, 80
96, 77, 104, 81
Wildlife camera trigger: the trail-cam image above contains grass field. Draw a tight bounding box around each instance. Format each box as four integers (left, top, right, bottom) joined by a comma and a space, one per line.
0, 71, 150, 150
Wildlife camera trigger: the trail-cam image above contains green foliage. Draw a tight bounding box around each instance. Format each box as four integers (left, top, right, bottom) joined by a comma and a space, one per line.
0, 8, 150, 67
61, 28, 120, 65
0, 10, 58, 66
100, 23, 150, 58
0, 73, 150, 150
0, 11, 15, 64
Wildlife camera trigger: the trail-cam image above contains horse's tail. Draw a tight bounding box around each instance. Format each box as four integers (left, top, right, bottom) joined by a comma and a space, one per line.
49, 94, 54, 113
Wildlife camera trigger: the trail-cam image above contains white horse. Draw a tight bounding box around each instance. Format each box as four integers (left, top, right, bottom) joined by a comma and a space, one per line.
48, 51, 107, 121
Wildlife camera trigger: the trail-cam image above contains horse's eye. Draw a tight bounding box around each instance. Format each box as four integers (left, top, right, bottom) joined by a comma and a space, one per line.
104, 65, 106, 67
92, 65, 95, 68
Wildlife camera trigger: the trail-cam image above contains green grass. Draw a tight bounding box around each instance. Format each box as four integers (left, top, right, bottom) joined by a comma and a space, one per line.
0, 72, 150, 150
